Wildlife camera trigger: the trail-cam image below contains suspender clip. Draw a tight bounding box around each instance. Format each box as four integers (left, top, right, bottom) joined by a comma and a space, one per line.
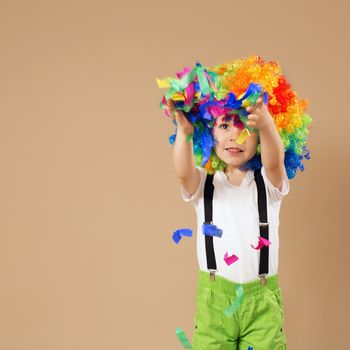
259, 222, 269, 227
209, 269, 217, 282
259, 274, 267, 286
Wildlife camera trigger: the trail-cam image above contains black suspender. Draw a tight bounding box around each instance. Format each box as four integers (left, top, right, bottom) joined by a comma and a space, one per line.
203, 168, 269, 283
254, 168, 269, 278
203, 174, 216, 272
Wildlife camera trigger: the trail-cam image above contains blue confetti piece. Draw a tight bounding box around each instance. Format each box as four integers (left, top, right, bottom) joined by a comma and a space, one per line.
225, 92, 241, 109
247, 346, 253, 350
202, 223, 223, 238
172, 228, 193, 244
239, 82, 260, 102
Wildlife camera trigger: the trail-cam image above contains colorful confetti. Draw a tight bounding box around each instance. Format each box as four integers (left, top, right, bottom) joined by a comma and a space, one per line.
172, 228, 193, 244
157, 55, 313, 179
236, 127, 250, 145
224, 252, 239, 265
224, 284, 244, 317
250, 237, 271, 250
175, 327, 192, 349
202, 223, 223, 237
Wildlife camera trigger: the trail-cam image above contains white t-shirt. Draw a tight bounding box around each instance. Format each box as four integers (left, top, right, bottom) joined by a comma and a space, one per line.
180, 165, 290, 283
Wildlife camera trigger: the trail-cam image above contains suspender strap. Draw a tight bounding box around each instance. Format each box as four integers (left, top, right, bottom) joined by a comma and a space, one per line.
254, 168, 269, 276
203, 168, 269, 279
203, 174, 216, 271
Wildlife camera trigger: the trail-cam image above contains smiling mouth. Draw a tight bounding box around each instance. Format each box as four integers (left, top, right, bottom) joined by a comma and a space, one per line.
225, 147, 244, 153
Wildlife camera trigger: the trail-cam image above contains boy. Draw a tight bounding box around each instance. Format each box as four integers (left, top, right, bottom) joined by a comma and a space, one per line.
171, 94, 289, 350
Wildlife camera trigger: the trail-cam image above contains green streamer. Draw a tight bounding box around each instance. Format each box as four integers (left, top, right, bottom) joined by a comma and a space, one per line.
196, 65, 211, 96
164, 64, 216, 109
175, 327, 192, 349
224, 284, 244, 317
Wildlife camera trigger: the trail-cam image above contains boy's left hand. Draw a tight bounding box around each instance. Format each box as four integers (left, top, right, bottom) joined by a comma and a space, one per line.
245, 92, 275, 131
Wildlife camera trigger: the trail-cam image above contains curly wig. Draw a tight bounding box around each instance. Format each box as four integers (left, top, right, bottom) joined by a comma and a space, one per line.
157, 55, 312, 179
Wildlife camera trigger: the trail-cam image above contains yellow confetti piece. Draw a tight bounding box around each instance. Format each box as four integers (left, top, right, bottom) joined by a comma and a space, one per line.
172, 93, 185, 101
156, 78, 171, 88
241, 99, 251, 108
236, 128, 250, 145
237, 92, 252, 108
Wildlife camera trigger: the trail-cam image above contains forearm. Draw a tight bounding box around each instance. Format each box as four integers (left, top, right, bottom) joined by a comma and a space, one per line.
173, 128, 196, 179
259, 122, 285, 170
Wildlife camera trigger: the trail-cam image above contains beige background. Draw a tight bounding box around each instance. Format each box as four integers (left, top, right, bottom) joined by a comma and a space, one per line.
1, 0, 348, 349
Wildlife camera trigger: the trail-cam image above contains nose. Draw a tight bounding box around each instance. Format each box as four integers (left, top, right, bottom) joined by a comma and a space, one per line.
228, 125, 241, 141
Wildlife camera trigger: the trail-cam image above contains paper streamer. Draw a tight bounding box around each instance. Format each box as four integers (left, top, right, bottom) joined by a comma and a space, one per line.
224, 252, 239, 265
175, 327, 192, 349
172, 228, 193, 244
238, 84, 268, 108
202, 223, 223, 238
157, 62, 218, 113
224, 284, 244, 317
250, 236, 271, 250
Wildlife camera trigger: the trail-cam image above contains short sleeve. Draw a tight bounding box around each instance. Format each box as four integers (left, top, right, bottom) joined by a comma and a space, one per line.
180, 166, 207, 204
261, 165, 290, 203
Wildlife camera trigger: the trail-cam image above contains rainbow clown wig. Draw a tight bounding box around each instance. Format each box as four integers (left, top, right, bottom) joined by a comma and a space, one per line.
156, 55, 313, 179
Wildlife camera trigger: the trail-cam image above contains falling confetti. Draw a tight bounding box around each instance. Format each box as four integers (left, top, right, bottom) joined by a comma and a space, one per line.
224, 284, 244, 317
250, 236, 271, 250
172, 228, 193, 244
202, 223, 223, 237
175, 327, 192, 349
224, 252, 239, 265
236, 128, 250, 145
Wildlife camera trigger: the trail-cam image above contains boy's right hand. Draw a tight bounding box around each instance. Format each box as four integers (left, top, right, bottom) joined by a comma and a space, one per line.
167, 99, 194, 135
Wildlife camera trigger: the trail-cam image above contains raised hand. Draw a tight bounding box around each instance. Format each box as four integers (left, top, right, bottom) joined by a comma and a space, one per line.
245, 92, 275, 131
167, 99, 194, 135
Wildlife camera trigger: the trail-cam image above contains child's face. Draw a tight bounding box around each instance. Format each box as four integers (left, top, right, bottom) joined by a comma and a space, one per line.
212, 115, 259, 168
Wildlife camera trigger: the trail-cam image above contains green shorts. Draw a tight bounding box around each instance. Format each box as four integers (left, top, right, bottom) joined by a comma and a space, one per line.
192, 271, 287, 350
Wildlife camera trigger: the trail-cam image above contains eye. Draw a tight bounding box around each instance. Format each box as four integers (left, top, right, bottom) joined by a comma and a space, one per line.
219, 123, 229, 130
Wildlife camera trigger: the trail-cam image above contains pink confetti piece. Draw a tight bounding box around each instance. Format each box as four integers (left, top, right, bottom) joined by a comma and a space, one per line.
250, 237, 271, 250
224, 252, 239, 265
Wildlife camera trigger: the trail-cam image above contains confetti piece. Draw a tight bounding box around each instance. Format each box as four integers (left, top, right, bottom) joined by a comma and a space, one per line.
202, 223, 223, 238
236, 128, 250, 145
224, 252, 239, 265
248, 346, 254, 350
250, 237, 271, 250
172, 93, 186, 102
238, 82, 266, 108
172, 228, 193, 244
156, 78, 171, 88
175, 327, 192, 349
224, 284, 244, 317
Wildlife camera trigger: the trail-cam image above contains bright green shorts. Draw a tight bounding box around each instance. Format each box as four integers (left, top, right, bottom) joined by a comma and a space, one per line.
192, 271, 287, 350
